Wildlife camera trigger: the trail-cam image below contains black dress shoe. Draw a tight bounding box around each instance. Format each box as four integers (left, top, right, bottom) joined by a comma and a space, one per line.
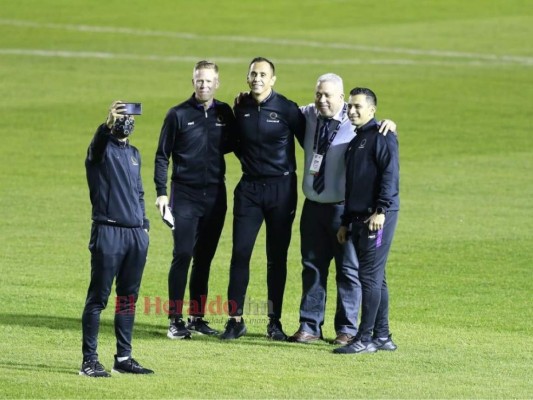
287, 330, 321, 343
267, 318, 288, 341
332, 332, 355, 345
219, 318, 247, 340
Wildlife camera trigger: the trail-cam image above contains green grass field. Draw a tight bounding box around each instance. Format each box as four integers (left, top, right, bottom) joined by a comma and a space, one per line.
1, 0, 532, 398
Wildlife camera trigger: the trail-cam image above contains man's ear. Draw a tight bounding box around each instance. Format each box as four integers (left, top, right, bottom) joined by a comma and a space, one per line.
270, 75, 277, 86
215, 78, 220, 89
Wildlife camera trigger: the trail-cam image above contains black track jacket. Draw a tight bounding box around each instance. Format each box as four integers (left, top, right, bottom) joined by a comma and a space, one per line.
85, 124, 149, 230
154, 95, 237, 195
342, 118, 399, 223
234, 90, 305, 177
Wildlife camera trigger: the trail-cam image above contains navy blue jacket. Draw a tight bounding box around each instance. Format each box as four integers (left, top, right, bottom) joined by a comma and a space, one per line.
86, 124, 149, 230
234, 90, 305, 178
342, 118, 399, 224
154, 95, 237, 195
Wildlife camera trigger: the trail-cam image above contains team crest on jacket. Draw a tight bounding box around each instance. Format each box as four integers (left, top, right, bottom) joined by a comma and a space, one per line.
131, 156, 139, 166
267, 112, 279, 123
358, 139, 367, 149
216, 115, 226, 127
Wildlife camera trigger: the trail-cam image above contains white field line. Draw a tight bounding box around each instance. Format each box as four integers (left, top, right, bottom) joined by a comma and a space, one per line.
1, 48, 529, 67
1, 18, 532, 66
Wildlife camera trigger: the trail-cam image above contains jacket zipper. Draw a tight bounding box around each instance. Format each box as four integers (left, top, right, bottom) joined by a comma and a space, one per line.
121, 146, 136, 221
204, 108, 209, 193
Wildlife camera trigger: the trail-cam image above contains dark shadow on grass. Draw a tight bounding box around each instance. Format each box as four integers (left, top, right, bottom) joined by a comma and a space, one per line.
0, 313, 163, 339
0, 313, 334, 350
0, 360, 73, 374
195, 331, 334, 350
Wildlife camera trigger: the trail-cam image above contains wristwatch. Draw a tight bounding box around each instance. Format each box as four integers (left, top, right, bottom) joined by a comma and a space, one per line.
376, 207, 385, 215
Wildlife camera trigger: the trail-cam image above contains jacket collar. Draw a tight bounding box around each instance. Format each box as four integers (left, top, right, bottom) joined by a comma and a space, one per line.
109, 133, 129, 147
188, 93, 216, 111
355, 118, 378, 134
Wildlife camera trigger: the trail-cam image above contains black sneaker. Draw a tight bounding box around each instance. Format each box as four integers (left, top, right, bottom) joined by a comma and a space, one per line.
373, 334, 397, 351
112, 356, 154, 374
167, 318, 192, 339
79, 359, 111, 378
266, 318, 287, 341
333, 339, 378, 354
220, 318, 247, 340
186, 317, 218, 335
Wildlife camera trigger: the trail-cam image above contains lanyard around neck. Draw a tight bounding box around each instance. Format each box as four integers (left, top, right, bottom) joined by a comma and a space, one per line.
313, 104, 347, 153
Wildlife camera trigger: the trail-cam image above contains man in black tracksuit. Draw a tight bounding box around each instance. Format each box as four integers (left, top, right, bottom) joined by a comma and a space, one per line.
81, 101, 153, 377
334, 87, 400, 355
220, 57, 305, 341
154, 61, 237, 339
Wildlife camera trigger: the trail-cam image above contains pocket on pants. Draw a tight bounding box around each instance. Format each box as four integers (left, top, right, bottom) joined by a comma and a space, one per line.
88, 224, 99, 253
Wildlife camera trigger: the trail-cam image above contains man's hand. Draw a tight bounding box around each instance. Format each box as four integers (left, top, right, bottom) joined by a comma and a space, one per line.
378, 119, 397, 136
155, 195, 169, 217
365, 212, 385, 232
337, 225, 349, 244
234, 91, 249, 106
105, 100, 127, 129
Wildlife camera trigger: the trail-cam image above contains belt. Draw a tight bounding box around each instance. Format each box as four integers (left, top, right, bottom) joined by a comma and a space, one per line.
93, 220, 141, 229
241, 172, 294, 183
351, 215, 371, 222
307, 199, 344, 206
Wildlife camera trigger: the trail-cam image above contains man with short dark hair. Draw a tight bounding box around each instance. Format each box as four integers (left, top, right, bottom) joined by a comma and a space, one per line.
81, 101, 153, 377
334, 87, 399, 354
154, 60, 237, 340
220, 57, 305, 340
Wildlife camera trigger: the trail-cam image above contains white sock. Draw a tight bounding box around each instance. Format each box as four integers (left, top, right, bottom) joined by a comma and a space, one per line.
116, 356, 130, 363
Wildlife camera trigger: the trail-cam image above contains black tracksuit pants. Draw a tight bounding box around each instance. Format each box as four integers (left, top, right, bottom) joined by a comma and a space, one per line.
351, 211, 398, 342
228, 173, 297, 320
82, 224, 149, 361
167, 183, 227, 319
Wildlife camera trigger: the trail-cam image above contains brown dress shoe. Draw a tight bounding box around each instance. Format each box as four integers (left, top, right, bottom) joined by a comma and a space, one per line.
287, 330, 321, 343
333, 333, 355, 345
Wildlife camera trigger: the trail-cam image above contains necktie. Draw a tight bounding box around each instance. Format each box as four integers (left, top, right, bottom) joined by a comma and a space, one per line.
313, 118, 331, 194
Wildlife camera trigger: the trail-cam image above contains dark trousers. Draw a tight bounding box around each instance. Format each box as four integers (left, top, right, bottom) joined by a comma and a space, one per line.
82, 224, 148, 361
352, 211, 398, 342
228, 173, 297, 319
168, 183, 227, 319
299, 199, 361, 336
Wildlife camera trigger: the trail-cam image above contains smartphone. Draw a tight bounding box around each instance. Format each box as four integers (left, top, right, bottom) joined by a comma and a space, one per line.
123, 102, 142, 115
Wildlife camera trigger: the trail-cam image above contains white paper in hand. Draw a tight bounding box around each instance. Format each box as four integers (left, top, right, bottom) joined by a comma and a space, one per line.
162, 205, 174, 230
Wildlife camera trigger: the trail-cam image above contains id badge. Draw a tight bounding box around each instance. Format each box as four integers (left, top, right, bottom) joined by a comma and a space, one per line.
309, 153, 323, 175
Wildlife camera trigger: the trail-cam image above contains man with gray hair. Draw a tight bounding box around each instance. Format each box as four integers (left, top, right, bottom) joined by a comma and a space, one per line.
288, 74, 396, 345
